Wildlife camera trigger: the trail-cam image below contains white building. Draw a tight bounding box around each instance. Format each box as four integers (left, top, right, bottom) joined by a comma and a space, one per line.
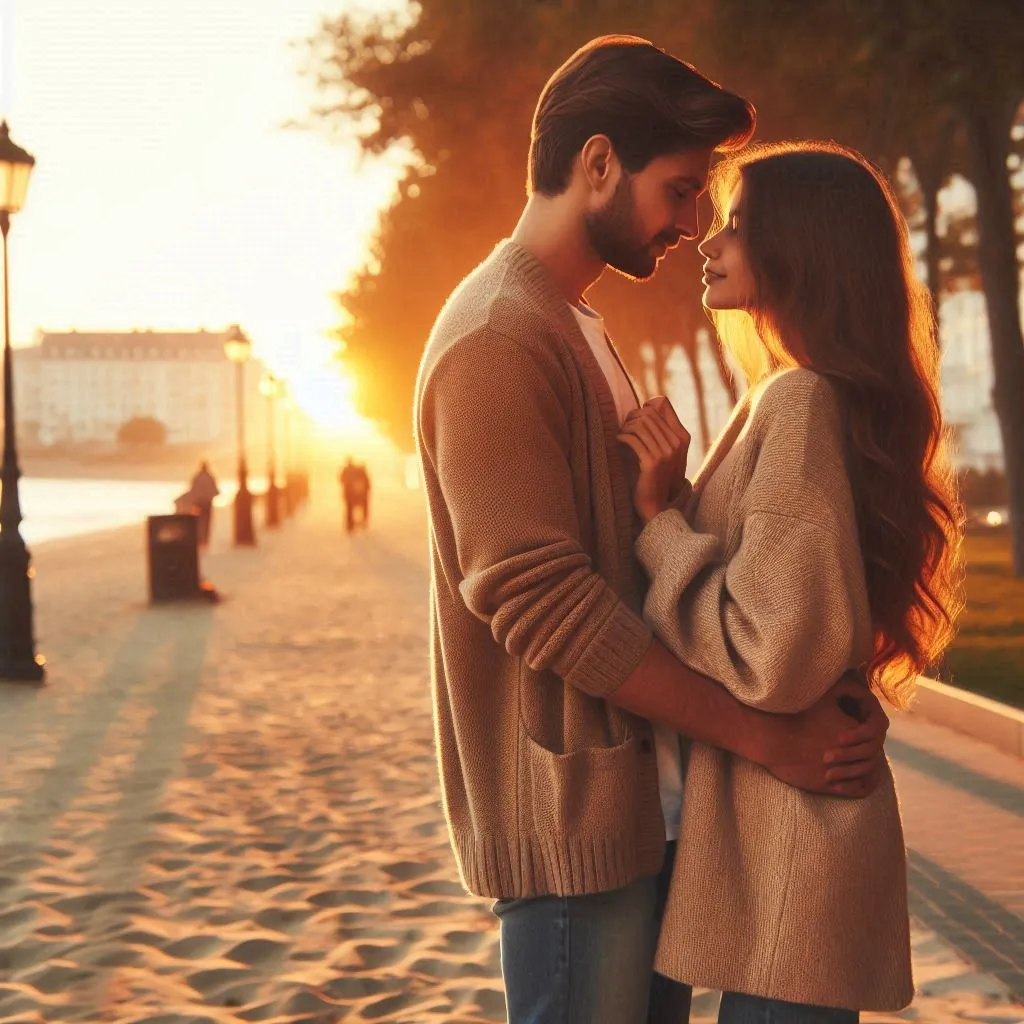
939, 289, 1005, 472
13, 329, 266, 449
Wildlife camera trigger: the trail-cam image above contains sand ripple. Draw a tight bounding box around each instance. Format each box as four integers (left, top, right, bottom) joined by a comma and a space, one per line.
2, 488, 1019, 1024
0, 508, 504, 1022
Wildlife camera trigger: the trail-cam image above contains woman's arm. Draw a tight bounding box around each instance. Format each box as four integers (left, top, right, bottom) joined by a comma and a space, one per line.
636, 508, 867, 713
623, 371, 871, 714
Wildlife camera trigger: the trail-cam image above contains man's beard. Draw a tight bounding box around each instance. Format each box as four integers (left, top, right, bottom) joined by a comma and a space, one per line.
585, 174, 667, 281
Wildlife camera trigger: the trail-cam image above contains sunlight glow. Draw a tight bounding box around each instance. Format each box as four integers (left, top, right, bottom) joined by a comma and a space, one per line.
290, 361, 374, 438
9, 0, 406, 368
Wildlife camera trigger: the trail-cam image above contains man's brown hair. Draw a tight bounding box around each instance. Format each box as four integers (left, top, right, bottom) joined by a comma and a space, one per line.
529, 35, 755, 196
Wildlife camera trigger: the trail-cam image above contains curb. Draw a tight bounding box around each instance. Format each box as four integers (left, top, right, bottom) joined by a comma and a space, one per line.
909, 677, 1024, 759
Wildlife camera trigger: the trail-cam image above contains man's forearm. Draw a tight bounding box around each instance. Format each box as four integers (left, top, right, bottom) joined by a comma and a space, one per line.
608, 638, 781, 764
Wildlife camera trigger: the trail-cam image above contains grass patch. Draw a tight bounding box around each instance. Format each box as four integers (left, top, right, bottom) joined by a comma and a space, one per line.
939, 531, 1024, 710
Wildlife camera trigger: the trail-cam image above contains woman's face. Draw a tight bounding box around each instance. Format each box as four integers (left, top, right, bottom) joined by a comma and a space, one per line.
698, 180, 757, 311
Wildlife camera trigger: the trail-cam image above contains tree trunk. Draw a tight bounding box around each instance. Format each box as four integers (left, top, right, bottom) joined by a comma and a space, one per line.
683, 339, 711, 456
709, 329, 740, 405
651, 344, 669, 398
907, 119, 953, 322
964, 103, 1024, 577
920, 166, 942, 318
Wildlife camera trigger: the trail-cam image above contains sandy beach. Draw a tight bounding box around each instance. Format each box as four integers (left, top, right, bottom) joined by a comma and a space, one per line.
0, 471, 1020, 1023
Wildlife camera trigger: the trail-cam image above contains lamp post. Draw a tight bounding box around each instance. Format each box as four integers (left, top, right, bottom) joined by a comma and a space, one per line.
223, 324, 255, 546
297, 409, 310, 505
280, 386, 294, 518
0, 122, 43, 683
258, 371, 280, 528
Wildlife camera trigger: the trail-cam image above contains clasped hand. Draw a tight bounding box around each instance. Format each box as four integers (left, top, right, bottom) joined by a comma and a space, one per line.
618, 396, 692, 523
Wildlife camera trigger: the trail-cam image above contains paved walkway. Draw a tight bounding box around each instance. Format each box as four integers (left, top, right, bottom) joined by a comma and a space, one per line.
0, 469, 1020, 1023
888, 715, 1024, 1000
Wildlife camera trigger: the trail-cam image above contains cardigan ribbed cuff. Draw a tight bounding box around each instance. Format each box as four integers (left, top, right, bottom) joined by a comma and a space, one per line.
564, 595, 653, 699
636, 508, 695, 568
635, 507, 723, 582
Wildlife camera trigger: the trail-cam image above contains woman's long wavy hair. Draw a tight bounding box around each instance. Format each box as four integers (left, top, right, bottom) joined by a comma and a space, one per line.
707, 141, 964, 708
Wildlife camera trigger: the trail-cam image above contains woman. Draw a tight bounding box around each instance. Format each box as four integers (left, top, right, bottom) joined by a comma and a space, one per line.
618, 142, 963, 1021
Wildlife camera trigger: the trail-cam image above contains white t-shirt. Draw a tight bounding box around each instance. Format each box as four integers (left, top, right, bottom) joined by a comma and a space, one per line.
570, 301, 684, 842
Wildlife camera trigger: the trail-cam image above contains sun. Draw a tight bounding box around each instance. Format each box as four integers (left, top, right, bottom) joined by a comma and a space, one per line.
291, 364, 374, 439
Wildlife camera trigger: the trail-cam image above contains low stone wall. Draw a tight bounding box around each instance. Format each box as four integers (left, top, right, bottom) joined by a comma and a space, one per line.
910, 677, 1024, 758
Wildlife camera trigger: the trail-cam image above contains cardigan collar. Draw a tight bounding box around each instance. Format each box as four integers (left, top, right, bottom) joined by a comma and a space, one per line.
493, 239, 644, 598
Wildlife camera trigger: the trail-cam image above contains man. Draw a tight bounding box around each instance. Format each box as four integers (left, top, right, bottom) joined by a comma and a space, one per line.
340, 457, 371, 532
415, 36, 888, 1024
188, 461, 219, 547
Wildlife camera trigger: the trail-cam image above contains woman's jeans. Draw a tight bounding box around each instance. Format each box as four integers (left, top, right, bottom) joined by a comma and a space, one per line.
493, 842, 691, 1024
718, 992, 859, 1024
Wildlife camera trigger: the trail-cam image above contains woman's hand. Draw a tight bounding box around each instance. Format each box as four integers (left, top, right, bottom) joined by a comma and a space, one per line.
617, 398, 691, 524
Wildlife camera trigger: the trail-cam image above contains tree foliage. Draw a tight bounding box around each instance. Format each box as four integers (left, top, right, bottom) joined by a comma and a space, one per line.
301, 0, 1024, 570
117, 416, 167, 446
299, 1, 718, 442
691, 0, 1024, 571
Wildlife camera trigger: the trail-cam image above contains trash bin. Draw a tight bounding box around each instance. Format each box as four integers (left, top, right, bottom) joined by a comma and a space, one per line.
147, 514, 201, 602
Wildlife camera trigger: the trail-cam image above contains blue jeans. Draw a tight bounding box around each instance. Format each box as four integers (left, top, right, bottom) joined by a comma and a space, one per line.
718, 993, 859, 1024
494, 843, 691, 1024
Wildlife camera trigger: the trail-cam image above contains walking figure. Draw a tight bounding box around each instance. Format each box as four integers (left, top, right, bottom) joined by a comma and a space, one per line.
187, 461, 220, 547
340, 458, 371, 533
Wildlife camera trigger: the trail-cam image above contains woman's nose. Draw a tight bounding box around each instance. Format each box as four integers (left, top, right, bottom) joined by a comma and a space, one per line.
698, 232, 719, 259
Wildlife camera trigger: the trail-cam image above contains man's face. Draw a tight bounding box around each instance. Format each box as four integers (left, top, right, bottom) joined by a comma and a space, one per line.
584, 148, 712, 281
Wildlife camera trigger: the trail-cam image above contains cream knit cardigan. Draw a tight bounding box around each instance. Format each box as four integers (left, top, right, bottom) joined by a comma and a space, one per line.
637, 367, 913, 1011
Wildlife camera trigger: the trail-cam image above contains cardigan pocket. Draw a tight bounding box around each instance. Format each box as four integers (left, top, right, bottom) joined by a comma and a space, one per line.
523, 728, 638, 836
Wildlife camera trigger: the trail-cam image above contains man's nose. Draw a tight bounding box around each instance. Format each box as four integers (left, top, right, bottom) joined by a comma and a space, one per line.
676, 217, 699, 241
676, 199, 700, 241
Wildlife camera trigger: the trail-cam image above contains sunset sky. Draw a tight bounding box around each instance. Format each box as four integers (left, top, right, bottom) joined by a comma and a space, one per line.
4, 0, 405, 425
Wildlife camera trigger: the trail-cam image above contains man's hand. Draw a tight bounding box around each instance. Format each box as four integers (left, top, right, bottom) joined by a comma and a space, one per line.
760, 672, 889, 798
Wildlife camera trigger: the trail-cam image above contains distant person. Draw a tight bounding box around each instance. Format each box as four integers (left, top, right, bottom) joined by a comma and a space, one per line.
188, 461, 220, 547
340, 458, 371, 533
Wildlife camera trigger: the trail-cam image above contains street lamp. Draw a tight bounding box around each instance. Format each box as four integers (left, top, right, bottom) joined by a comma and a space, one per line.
223, 324, 255, 546
258, 371, 280, 528
279, 385, 294, 518
296, 408, 310, 506
0, 122, 43, 682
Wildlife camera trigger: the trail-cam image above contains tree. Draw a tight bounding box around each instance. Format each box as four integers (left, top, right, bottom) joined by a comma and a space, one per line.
694, 0, 1024, 574
117, 416, 167, 446
301, 2, 1024, 571
298, 0, 727, 446
862, 0, 1024, 572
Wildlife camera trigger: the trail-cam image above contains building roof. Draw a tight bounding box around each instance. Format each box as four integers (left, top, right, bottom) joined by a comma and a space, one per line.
35, 329, 235, 361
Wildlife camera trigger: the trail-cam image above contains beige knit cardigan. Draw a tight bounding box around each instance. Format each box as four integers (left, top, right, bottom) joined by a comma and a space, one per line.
637, 368, 913, 1011
416, 240, 666, 899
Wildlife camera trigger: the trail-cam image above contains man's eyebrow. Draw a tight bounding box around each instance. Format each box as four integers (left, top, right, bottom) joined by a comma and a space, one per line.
673, 176, 707, 191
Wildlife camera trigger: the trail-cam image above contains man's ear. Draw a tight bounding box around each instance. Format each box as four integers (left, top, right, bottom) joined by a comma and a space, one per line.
579, 134, 618, 193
